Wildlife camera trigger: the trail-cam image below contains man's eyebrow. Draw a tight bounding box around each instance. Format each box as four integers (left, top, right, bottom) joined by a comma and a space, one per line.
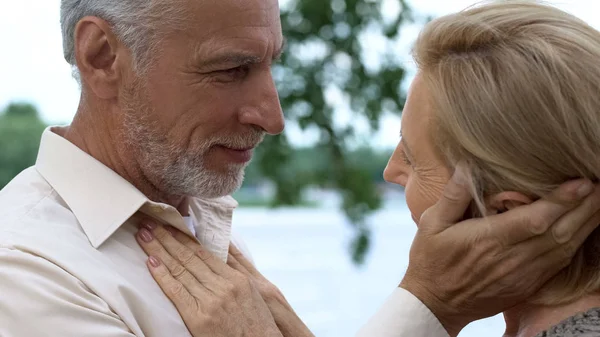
198, 53, 262, 68
197, 39, 287, 68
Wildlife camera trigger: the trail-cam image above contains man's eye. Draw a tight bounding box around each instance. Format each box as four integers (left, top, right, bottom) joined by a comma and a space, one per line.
214, 66, 249, 81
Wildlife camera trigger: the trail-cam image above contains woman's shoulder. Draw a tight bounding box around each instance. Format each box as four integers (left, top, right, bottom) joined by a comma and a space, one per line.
536, 307, 600, 337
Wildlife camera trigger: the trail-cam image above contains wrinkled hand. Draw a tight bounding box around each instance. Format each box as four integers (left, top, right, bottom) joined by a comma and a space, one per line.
227, 244, 315, 337
136, 222, 282, 337
401, 166, 600, 337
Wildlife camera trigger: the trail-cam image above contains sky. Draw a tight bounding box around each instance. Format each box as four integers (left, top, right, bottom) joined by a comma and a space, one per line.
1, 0, 599, 148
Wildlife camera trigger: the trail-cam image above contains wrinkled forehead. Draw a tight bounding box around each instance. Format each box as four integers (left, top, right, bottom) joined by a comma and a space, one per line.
169, 0, 283, 62
181, 0, 282, 38
401, 75, 434, 139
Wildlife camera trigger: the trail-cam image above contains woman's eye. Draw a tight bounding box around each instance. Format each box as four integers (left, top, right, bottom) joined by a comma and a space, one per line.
400, 150, 412, 166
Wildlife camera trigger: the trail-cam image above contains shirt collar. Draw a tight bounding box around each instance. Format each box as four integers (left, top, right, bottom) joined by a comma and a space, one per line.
35, 127, 238, 257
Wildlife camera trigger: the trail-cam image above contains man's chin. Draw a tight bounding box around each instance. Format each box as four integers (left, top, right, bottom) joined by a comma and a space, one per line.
186, 169, 245, 199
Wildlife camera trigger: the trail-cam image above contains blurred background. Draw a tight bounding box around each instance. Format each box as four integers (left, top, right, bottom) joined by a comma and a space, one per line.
1, 0, 598, 336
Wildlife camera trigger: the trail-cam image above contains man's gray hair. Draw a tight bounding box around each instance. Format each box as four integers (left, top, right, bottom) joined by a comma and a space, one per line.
60, 0, 186, 77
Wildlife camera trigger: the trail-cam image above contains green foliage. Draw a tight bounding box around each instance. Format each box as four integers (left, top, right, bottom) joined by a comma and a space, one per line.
256, 0, 412, 264
0, 103, 48, 190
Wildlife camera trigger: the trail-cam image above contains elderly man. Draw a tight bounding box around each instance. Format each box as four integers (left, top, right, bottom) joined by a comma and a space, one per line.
0, 0, 598, 336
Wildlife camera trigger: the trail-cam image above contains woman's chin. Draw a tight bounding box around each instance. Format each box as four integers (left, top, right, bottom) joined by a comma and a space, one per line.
411, 214, 420, 227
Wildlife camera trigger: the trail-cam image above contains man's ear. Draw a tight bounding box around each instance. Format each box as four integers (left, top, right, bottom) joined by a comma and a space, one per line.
487, 191, 533, 214
73, 16, 128, 99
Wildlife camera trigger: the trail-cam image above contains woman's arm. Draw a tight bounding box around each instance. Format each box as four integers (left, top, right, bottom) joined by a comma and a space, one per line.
134, 177, 600, 337
135, 222, 312, 337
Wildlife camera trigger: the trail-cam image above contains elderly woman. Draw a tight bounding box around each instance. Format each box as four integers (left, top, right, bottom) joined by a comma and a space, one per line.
136, 1, 600, 337
383, 1, 600, 335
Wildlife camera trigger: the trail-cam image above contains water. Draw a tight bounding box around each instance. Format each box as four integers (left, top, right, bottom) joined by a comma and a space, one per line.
233, 205, 506, 337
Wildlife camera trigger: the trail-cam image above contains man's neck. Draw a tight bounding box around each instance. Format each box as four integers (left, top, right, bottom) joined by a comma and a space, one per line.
61, 103, 187, 212
503, 294, 600, 337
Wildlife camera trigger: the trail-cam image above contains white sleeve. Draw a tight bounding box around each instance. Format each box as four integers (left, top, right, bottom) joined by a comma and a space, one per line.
356, 287, 450, 337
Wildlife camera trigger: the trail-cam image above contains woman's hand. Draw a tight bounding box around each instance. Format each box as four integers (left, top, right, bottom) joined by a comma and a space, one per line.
227, 244, 315, 337
135, 221, 282, 337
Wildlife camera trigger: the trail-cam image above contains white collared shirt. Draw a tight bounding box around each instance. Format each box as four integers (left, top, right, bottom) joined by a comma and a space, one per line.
0, 127, 251, 337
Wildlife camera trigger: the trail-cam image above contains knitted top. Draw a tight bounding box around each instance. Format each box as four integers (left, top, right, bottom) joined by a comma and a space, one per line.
535, 307, 600, 337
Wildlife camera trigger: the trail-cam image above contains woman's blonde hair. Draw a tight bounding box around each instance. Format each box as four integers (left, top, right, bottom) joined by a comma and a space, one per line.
412, 0, 600, 305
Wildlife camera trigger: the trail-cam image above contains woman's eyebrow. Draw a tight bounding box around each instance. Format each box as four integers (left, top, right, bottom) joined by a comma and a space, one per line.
399, 129, 415, 159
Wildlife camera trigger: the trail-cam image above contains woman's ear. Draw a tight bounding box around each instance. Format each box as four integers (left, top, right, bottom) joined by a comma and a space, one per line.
487, 191, 533, 214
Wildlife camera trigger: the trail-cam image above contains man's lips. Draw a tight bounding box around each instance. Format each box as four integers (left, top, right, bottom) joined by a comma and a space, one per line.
215, 145, 255, 163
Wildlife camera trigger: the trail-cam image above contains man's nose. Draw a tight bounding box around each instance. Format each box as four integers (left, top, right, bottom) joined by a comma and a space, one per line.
238, 71, 285, 135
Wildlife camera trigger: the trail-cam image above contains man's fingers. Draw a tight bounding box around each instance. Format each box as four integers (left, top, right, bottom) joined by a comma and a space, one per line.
549, 184, 600, 244
557, 208, 600, 261
421, 163, 472, 232
528, 211, 600, 290
486, 180, 596, 247
146, 256, 199, 317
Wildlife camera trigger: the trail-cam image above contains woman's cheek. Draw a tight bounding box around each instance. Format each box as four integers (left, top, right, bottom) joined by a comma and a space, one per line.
405, 176, 444, 224
405, 178, 426, 223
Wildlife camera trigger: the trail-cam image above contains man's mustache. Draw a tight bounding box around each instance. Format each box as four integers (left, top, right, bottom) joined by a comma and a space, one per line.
209, 131, 265, 150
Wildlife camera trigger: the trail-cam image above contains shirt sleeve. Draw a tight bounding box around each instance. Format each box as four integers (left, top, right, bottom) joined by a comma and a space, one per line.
356, 287, 450, 337
0, 247, 136, 337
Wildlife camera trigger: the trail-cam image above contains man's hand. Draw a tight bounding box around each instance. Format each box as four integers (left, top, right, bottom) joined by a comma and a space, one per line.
401, 166, 600, 337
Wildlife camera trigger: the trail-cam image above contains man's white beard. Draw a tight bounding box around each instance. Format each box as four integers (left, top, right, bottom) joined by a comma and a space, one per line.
121, 81, 262, 199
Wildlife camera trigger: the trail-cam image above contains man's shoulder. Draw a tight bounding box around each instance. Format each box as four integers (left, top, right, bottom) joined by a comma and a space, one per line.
0, 167, 54, 215
0, 167, 81, 242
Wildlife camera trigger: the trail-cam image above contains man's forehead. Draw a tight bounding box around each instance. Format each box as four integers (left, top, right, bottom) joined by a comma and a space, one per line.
184, 0, 281, 29
180, 0, 282, 54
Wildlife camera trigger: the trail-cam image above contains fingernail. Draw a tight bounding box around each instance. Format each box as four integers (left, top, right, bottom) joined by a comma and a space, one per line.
149, 256, 161, 268
142, 222, 157, 231
139, 228, 154, 243
577, 180, 594, 198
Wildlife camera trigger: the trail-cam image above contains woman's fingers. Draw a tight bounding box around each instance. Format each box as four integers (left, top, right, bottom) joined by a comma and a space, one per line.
228, 244, 259, 277
227, 250, 248, 274
137, 223, 216, 296
145, 255, 199, 318
165, 226, 202, 252
161, 224, 239, 278
138, 220, 239, 285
